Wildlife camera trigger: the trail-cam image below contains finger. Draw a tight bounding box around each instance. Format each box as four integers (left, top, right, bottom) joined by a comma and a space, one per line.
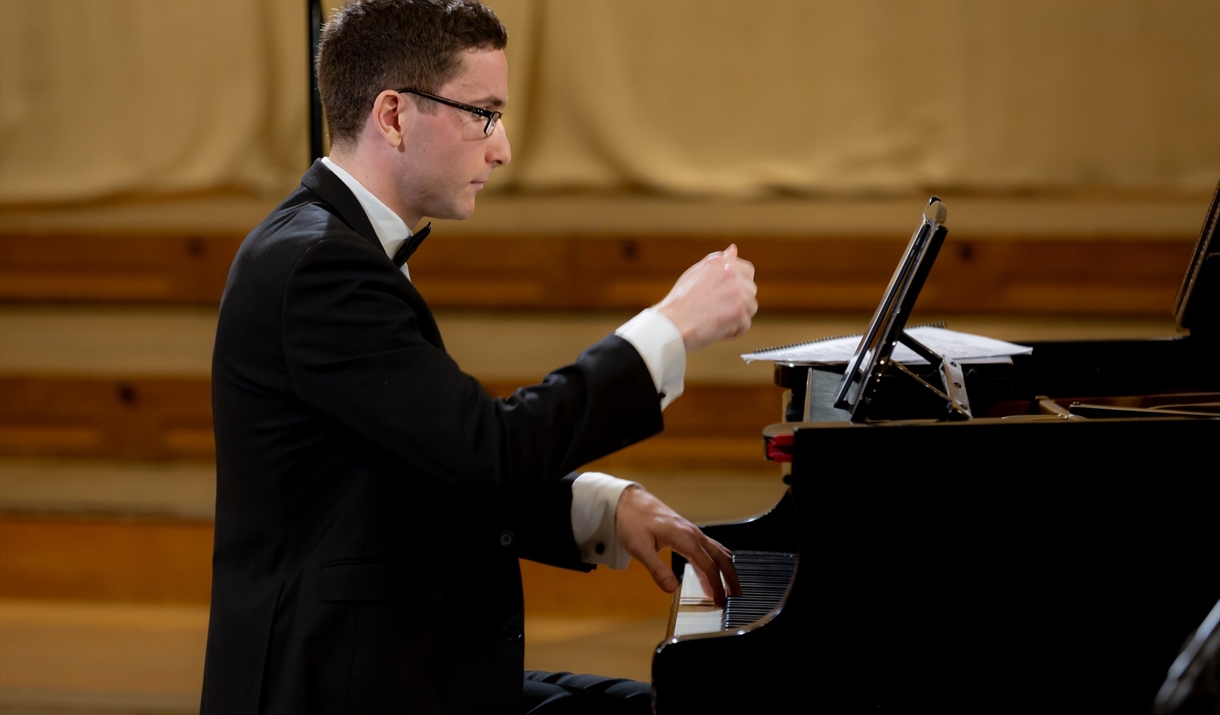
706, 538, 741, 596
706, 535, 733, 559
735, 257, 755, 280
723, 303, 753, 338
723, 244, 738, 262
683, 542, 726, 606
635, 547, 679, 594
739, 275, 757, 300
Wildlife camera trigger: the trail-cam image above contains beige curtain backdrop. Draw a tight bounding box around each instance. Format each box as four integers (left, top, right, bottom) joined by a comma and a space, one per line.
1, 0, 1216, 205
0, 0, 309, 204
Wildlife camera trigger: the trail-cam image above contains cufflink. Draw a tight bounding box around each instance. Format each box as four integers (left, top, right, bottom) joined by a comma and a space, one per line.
502, 623, 523, 642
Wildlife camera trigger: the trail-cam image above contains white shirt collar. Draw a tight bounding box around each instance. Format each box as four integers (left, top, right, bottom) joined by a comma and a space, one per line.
320, 157, 414, 274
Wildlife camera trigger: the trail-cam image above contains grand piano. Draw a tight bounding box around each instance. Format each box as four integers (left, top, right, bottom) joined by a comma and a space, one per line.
652, 188, 1220, 713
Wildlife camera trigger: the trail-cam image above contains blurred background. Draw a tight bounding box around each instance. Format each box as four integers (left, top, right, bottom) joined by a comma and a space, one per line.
0, 0, 1217, 712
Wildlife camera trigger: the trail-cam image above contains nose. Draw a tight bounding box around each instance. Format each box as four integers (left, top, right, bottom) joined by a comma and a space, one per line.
487, 118, 511, 166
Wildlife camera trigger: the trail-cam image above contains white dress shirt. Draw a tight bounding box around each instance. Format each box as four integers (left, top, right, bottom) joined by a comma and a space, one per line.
320, 157, 686, 569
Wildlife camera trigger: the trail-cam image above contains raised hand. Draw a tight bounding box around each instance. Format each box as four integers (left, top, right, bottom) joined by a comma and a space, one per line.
615, 485, 741, 607
654, 244, 757, 353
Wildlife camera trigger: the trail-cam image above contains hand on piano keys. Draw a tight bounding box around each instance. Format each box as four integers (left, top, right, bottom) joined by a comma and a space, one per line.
615, 485, 741, 606
671, 551, 797, 638
672, 562, 731, 637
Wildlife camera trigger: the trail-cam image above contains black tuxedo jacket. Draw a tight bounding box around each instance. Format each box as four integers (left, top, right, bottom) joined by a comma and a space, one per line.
201, 161, 663, 714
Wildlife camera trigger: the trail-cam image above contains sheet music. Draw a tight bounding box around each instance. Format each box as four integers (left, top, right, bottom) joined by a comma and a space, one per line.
741, 326, 1032, 364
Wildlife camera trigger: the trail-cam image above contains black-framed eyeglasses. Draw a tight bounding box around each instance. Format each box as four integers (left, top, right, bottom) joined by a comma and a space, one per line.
396, 88, 502, 137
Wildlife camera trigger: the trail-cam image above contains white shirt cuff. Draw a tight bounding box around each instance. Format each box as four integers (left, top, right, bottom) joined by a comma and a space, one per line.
614, 308, 686, 411
570, 472, 638, 569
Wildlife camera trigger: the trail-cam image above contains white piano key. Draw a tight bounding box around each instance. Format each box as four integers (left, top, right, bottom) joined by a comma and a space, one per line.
673, 563, 727, 637
678, 563, 711, 605
677, 563, 727, 606
672, 607, 725, 637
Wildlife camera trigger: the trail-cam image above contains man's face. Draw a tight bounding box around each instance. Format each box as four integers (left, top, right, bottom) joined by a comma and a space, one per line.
396, 48, 511, 222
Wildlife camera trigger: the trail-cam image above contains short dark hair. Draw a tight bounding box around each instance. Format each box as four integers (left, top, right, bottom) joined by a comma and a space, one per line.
317, 0, 507, 149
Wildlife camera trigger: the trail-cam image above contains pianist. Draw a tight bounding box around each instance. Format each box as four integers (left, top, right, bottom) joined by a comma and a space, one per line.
201, 1, 754, 713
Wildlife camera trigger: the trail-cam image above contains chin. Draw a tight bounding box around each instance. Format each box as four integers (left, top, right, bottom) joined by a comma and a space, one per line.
427, 201, 477, 222
453, 198, 478, 220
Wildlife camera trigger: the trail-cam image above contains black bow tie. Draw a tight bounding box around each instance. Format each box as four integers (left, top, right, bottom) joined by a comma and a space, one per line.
392, 222, 431, 267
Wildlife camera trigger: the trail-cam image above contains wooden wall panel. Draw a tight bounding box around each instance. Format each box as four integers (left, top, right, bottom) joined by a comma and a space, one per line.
0, 376, 780, 469
0, 233, 1196, 315
0, 377, 215, 460
0, 234, 239, 303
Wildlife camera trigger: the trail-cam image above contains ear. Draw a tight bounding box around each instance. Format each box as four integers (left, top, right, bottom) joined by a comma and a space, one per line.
370, 89, 409, 148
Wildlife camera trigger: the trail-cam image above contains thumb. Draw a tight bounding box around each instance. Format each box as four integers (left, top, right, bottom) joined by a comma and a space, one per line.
723, 243, 738, 260
635, 549, 678, 593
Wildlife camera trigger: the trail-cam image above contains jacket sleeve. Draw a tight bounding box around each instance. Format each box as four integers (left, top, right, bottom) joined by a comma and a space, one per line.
499, 473, 595, 572
280, 236, 664, 495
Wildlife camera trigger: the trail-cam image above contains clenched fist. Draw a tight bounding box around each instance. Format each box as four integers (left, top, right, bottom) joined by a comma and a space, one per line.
655, 244, 757, 352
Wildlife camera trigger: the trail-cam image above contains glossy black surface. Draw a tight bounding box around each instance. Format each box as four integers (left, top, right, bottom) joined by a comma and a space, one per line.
653, 337, 1219, 714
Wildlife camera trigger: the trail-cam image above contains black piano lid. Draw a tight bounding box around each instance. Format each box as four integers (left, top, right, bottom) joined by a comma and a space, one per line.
1175, 178, 1219, 338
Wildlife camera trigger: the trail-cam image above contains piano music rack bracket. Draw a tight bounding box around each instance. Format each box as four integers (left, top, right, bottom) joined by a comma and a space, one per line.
884, 331, 973, 421
841, 329, 974, 423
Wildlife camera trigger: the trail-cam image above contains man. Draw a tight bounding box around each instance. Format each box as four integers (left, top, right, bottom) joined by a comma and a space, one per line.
201, 1, 757, 713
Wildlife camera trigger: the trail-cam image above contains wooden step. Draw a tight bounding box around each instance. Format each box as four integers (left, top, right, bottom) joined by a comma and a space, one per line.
0, 599, 665, 713
0, 232, 1197, 315
0, 460, 784, 526
0, 514, 700, 617
0, 306, 1181, 385
0, 376, 782, 469
0, 464, 783, 612
0, 309, 1184, 468
0, 459, 215, 519
3, 194, 1205, 238
0, 600, 207, 715
0, 516, 214, 604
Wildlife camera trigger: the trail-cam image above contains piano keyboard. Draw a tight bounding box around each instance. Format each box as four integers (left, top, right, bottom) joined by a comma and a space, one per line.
671, 550, 797, 637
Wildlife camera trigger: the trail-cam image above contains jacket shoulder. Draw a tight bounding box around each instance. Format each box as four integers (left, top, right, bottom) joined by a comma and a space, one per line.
245, 188, 376, 261
222, 187, 391, 297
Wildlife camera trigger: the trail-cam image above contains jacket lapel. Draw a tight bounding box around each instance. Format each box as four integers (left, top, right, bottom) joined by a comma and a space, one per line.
298, 159, 446, 350
300, 159, 383, 256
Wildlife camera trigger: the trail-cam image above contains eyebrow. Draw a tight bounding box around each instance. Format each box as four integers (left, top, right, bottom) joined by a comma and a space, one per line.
469, 96, 506, 110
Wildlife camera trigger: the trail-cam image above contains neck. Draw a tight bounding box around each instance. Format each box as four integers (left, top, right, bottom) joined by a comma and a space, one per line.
327, 145, 422, 229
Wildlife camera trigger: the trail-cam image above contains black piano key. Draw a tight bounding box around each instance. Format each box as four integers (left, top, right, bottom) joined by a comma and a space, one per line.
718, 550, 797, 630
